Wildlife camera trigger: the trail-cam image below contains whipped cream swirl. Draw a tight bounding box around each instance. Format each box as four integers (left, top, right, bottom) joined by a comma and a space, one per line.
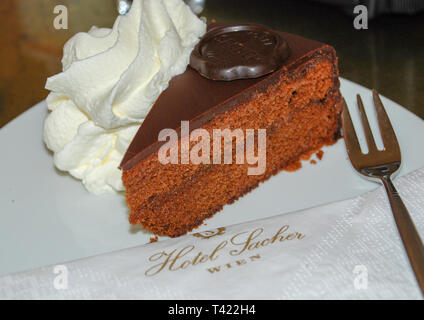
43, 0, 206, 194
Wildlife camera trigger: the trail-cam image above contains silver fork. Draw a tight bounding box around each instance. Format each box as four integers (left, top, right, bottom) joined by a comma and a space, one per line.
342, 90, 424, 295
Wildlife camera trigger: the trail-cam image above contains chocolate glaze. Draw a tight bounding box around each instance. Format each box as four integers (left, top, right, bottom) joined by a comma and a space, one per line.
190, 24, 291, 81
120, 24, 335, 171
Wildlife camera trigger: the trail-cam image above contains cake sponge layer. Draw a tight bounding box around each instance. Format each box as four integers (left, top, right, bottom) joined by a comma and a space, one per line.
123, 53, 342, 237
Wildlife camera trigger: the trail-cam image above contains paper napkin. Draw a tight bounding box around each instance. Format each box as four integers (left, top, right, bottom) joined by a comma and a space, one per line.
1, 167, 424, 300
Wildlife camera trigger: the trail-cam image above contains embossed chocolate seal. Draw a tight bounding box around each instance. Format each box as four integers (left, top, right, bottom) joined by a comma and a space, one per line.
190, 24, 291, 81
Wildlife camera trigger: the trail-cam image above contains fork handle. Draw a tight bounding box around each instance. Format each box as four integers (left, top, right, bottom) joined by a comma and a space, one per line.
381, 175, 424, 295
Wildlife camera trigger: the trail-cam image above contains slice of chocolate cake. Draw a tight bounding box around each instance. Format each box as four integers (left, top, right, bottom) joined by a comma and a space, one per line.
120, 23, 343, 237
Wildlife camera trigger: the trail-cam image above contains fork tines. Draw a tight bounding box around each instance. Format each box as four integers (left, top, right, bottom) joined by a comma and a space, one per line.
342, 90, 401, 160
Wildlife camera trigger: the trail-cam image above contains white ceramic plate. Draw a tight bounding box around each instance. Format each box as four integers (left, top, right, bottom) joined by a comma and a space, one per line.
1, 78, 423, 276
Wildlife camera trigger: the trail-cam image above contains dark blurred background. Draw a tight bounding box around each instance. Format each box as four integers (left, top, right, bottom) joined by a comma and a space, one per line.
1, 0, 423, 129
